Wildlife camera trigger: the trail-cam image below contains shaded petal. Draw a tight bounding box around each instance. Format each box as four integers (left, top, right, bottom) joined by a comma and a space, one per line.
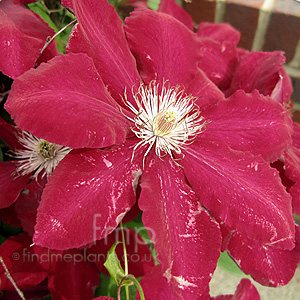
212, 278, 260, 300
0, 161, 30, 209
181, 140, 295, 249
63, 0, 141, 105
125, 8, 201, 87
0, 203, 22, 228
15, 178, 47, 236
0, 0, 58, 78
197, 23, 240, 46
284, 146, 300, 214
48, 248, 100, 300
5, 53, 129, 149
139, 154, 221, 299
198, 39, 238, 91
88, 228, 154, 277
0, 233, 48, 290
226, 51, 285, 97
292, 122, 300, 149
0, 118, 20, 150
33, 140, 142, 249
186, 69, 225, 108
137, 265, 181, 300
201, 90, 293, 161
158, 0, 194, 30
227, 226, 300, 287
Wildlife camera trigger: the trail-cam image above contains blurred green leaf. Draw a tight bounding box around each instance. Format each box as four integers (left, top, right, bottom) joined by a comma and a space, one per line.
147, 0, 160, 10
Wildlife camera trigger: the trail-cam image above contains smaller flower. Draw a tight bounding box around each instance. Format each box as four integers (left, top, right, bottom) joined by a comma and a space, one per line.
14, 131, 71, 179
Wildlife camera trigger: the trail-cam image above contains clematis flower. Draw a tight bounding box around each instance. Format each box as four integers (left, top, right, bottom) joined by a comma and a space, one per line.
0, 117, 71, 210
0, 0, 59, 79
5, 1, 296, 298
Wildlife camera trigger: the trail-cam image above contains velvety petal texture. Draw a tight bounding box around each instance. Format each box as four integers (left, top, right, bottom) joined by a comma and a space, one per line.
181, 141, 295, 249
227, 226, 300, 287
5, 53, 129, 149
0, 0, 58, 78
63, 0, 141, 105
197, 22, 241, 46
201, 90, 293, 162
139, 154, 221, 299
33, 140, 142, 249
158, 0, 194, 31
125, 8, 201, 88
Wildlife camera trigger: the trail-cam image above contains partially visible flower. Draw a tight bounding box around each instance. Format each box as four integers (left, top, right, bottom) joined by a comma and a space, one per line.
0, 0, 59, 78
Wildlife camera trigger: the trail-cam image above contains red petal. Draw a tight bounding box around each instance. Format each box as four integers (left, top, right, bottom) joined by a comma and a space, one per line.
48, 248, 100, 300
0, 161, 30, 209
197, 39, 238, 91
197, 22, 240, 46
125, 9, 201, 88
0, 233, 48, 290
158, 0, 194, 30
15, 178, 47, 236
33, 140, 142, 249
139, 154, 221, 299
63, 0, 141, 105
0, 0, 58, 78
0, 118, 19, 150
182, 141, 295, 249
227, 226, 300, 287
5, 53, 129, 149
201, 90, 293, 162
212, 278, 261, 300
0, 203, 22, 228
137, 265, 181, 300
227, 51, 285, 97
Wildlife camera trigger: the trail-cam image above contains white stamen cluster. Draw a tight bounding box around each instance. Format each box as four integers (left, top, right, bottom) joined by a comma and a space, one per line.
14, 131, 71, 179
124, 81, 208, 162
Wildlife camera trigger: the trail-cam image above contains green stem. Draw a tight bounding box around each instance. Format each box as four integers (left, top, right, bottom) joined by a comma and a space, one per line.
118, 275, 146, 300
120, 221, 130, 300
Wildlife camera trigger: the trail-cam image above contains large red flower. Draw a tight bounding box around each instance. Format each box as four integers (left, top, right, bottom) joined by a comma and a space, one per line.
5, 1, 295, 298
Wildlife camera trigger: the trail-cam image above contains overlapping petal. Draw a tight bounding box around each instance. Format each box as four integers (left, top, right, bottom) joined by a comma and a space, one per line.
197, 23, 241, 46
0, 0, 58, 78
158, 0, 194, 31
181, 140, 295, 249
0, 161, 30, 209
139, 154, 221, 299
5, 53, 129, 149
227, 226, 300, 287
63, 0, 141, 105
200, 90, 293, 161
226, 51, 285, 97
33, 140, 142, 249
125, 8, 201, 87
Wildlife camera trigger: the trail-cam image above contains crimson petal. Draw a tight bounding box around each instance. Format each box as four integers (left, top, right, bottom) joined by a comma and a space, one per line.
125, 8, 201, 87
33, 140, 142, 249
227, 226, 300, 287
182, 140, 295, 250
139, 154, 221, 299
5, 53, 129, 149
158, 0, 194, 30
63, 0, 141, 105
0, 0, 58, 78
0, 161, 30, 209
201, 90, 293, 162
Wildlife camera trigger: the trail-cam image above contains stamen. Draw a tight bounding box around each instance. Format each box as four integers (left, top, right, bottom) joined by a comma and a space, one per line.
14, 131, 71, 179
123, 80, 209, 165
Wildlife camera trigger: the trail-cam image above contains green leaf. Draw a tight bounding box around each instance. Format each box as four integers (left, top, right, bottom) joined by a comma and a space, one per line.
217, 251, 250, 277
0, 148, 3, 162
104, 242, 126, 285
147, 0, 160, 10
